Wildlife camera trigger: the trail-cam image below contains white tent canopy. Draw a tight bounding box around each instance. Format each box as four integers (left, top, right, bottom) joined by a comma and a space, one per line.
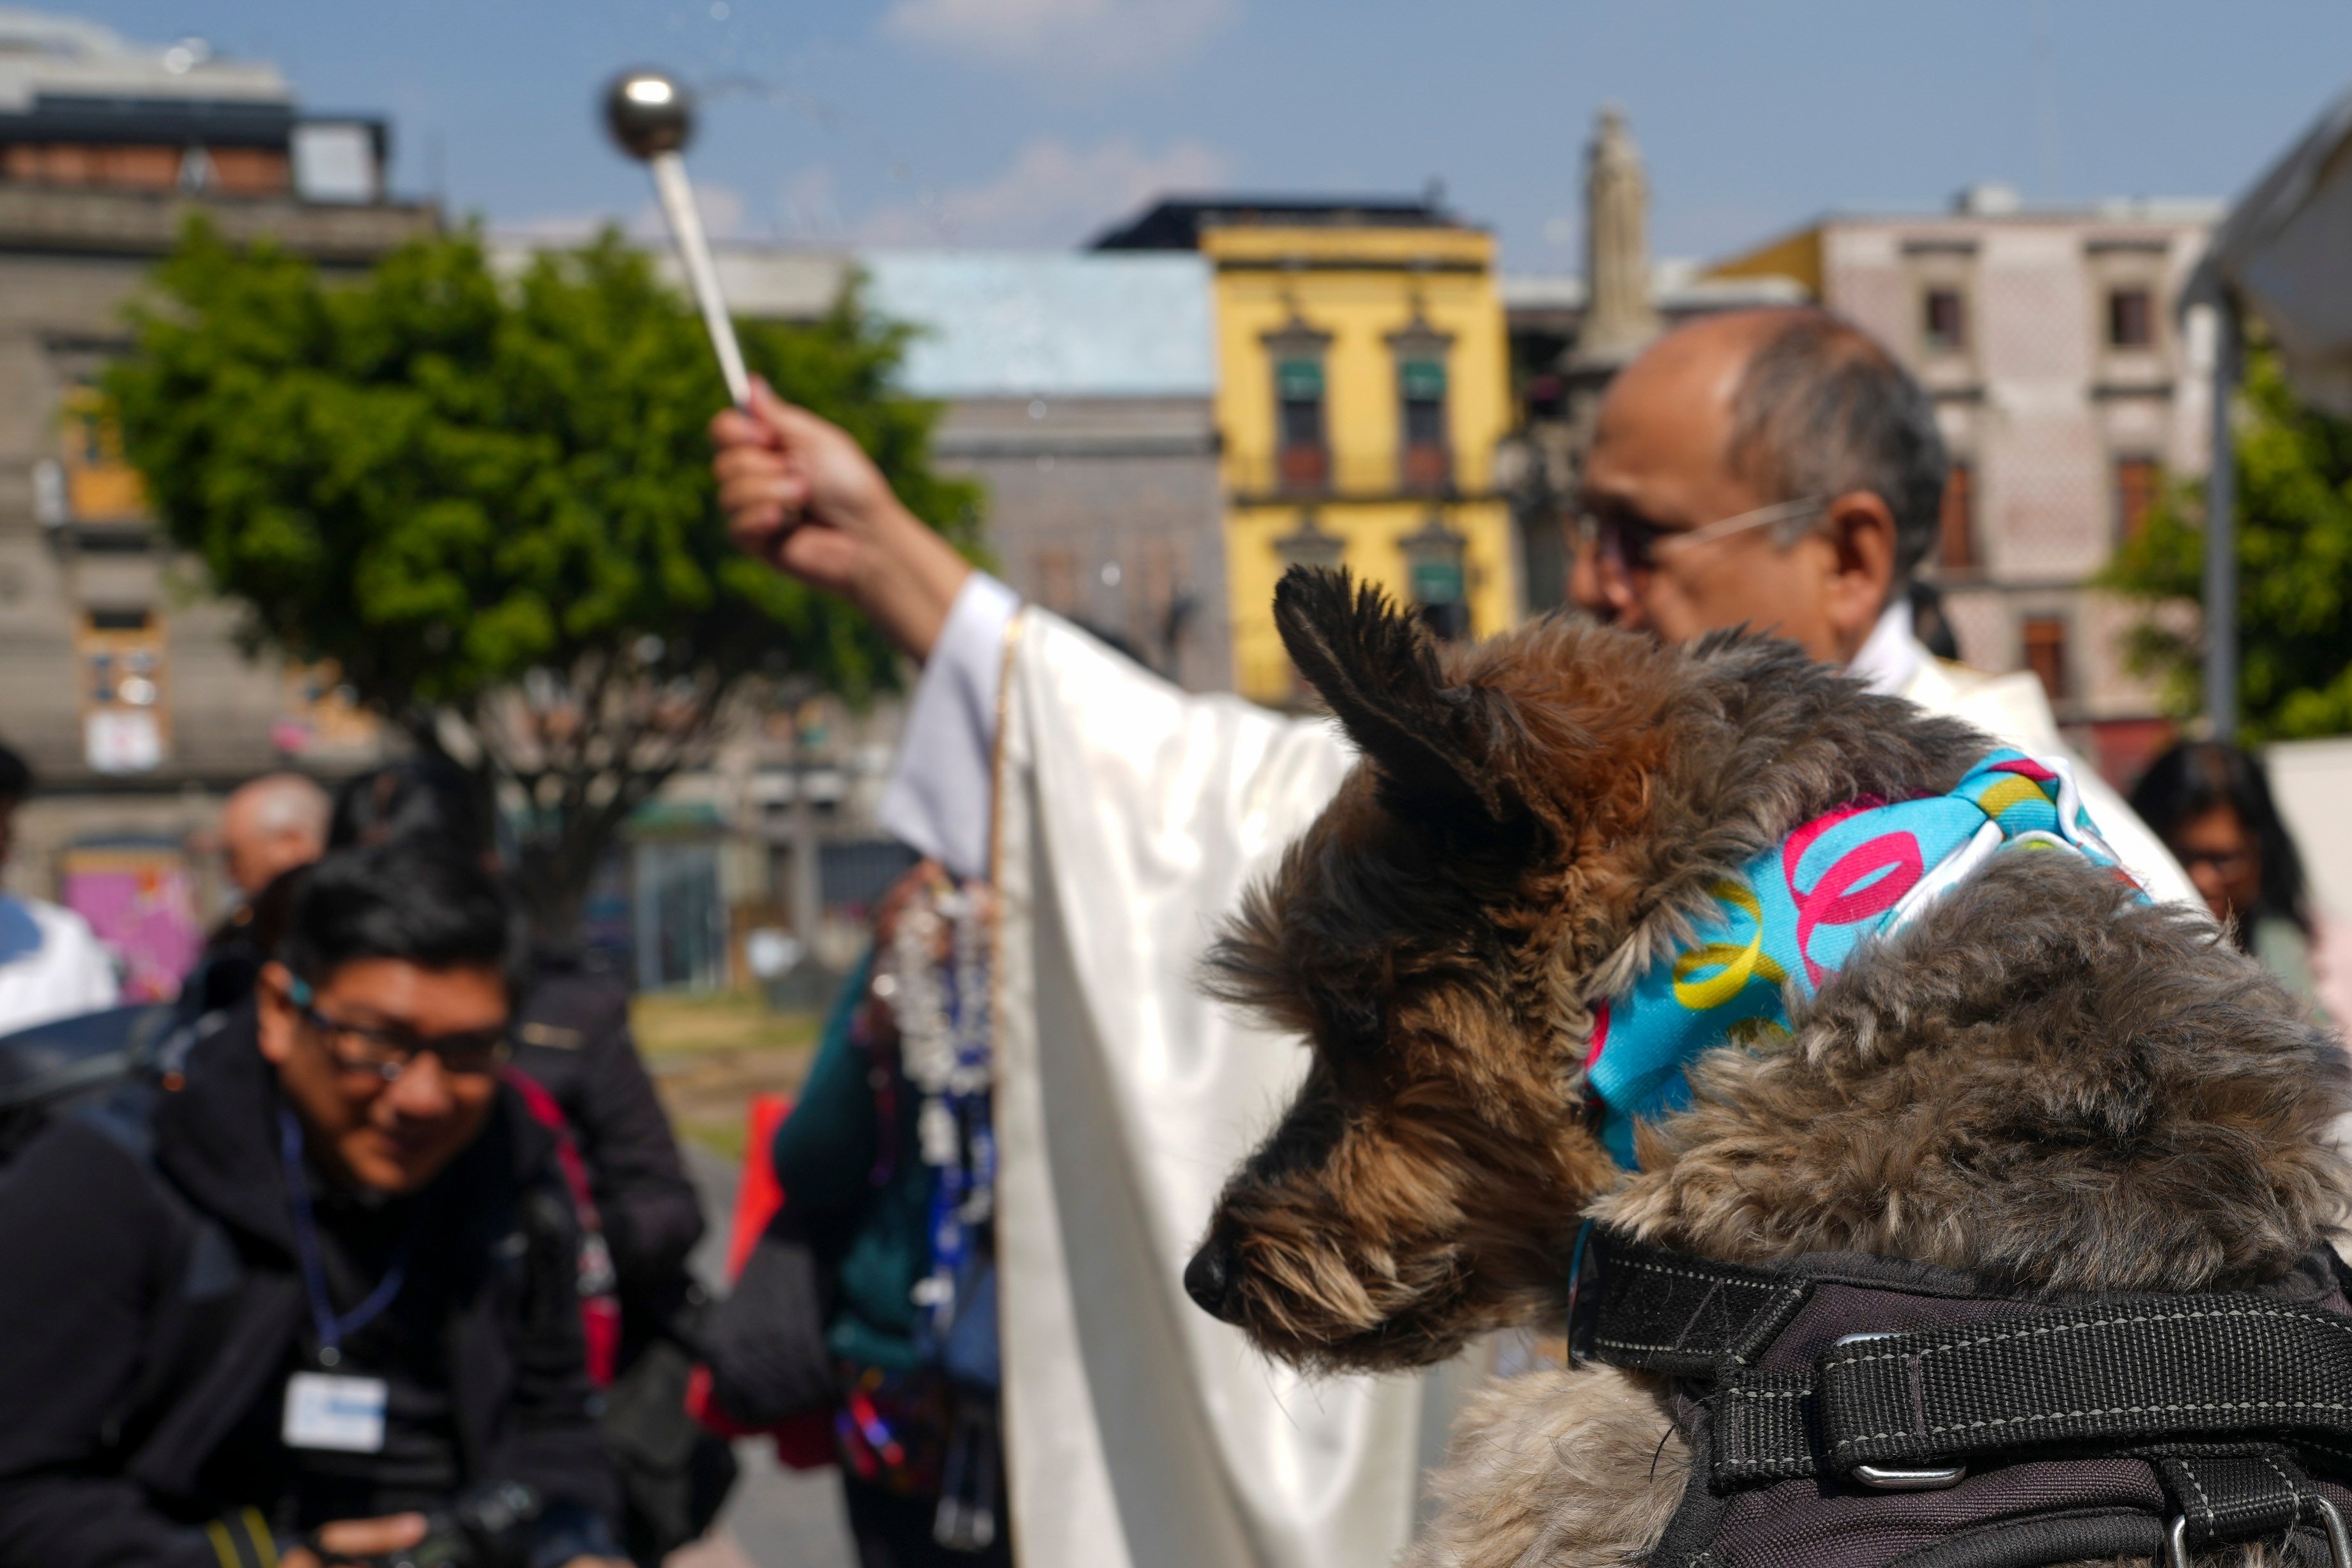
2185, 82, 2352, 735
2194, 84, 2352, 416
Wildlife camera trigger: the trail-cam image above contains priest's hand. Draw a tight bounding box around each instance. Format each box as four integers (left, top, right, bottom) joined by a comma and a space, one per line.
712, 379, 971, 662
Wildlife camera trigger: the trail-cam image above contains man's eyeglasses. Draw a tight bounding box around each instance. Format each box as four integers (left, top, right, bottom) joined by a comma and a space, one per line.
1575, 495, 1828, 581
282, 977, 510, 1083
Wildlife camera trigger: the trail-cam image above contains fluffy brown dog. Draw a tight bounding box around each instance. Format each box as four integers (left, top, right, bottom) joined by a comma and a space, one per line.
1187, 569, 2350, 1567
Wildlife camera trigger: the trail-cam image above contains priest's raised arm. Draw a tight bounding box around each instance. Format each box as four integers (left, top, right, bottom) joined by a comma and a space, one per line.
712, 384, 1459, 1568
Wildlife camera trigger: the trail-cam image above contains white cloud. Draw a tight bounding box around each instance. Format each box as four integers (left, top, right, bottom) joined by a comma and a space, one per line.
882, 0, 1236, 77
837, 137, 1229, 247
498, 183, 752, 249
653, 181, 751, 243
778, 166, 846, 240
494, 210, 609, 247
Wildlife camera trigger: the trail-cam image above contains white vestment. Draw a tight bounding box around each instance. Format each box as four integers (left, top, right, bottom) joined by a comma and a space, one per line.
878, 578, 2195, 1568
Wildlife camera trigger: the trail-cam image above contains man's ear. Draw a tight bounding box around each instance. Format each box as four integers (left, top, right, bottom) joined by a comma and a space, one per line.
256, 961, 296, 1066
1822, 489, 1898, 644
1273, 567, 1527, 823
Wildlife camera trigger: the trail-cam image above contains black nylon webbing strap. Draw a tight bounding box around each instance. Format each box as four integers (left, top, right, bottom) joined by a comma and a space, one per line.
1588, 1236, 1811, 1376
2157, 1450, 2308, 1548
1710, 1369, 1819, 1486
1817, 1293, 2352, 1473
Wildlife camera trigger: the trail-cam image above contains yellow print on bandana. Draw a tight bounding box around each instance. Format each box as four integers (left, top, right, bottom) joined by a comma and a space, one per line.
1670, 879, 1787, 1012
1973, 773, 2048, 823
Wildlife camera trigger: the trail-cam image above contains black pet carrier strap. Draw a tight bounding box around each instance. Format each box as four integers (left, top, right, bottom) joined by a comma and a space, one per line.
1709, 1369, 1820, 1485
2157, 1451, 2311, 1547
1587, 1238, 1812, 1376
1818, 1294, 2352, 1473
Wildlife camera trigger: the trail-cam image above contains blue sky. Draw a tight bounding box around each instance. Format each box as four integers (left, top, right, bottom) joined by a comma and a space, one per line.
56, 0, 2352, 268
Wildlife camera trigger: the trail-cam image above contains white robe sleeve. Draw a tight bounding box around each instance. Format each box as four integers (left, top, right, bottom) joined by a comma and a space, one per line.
878, 571, 1023, 879
988, 609, 1463, 1568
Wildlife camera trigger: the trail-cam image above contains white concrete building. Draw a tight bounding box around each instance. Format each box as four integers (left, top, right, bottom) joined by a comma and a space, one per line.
1707, 185, 2222, 784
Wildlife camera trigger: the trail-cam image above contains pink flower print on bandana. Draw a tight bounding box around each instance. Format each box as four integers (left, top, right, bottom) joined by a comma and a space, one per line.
1584, 749, 2141, 1167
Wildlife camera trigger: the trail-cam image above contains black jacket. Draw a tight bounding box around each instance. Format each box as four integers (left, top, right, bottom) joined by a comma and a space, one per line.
0, 1009, 618, 1567
510, 964, 703, 1327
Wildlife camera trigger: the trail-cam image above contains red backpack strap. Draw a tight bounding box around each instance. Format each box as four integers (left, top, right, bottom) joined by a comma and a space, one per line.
503, 1066, 599, 1226
502, 1065, 620, 1385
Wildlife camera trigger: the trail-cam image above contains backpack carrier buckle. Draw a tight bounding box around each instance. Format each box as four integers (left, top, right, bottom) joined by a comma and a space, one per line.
1831, 1336, 1966, 1491
2164, 1487, 2352, 1567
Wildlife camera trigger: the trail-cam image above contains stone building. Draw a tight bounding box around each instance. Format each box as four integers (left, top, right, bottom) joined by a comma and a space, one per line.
1706, 185, 2220, 780
0, 9, 432, 992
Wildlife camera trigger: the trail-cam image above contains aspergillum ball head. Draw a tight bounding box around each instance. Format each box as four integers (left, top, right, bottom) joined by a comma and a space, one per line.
605, 68, 694, 161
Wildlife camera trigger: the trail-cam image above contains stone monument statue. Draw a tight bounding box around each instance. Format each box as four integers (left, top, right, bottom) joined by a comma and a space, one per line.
1504, 105, 1666, 614
1575, 105, 1661, 367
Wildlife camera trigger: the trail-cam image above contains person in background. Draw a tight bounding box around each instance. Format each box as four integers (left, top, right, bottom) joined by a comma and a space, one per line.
708, 860, 1009, 1568
327, 759, 705, 1354
0, 844, 623, 1567
2130, 741, 2325, 1009
220, 774, 332, 901
329, 759, 724, 1564
0, 741, 117, 1034
194, 775, 334, 1005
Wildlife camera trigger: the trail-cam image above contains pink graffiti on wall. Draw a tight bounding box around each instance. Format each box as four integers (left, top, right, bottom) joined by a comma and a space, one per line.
61, 851, 201, 1003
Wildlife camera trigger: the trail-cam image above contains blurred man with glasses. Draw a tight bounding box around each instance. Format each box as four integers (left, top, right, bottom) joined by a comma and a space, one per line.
0, 844, 624, 1568
1567, 307, 2193, 904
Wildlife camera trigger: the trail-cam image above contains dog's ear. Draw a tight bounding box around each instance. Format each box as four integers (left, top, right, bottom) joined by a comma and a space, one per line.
1274, 567, 1525, 823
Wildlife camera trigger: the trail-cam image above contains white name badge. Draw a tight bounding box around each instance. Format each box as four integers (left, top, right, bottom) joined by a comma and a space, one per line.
282, 1371, 388, 1453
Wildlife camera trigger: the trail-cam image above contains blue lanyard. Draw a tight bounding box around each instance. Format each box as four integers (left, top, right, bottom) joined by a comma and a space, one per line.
277, 1109, 414, 1369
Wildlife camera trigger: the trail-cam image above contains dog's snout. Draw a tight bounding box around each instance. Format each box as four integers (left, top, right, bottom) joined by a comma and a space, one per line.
1184, 1237, 1237, 1320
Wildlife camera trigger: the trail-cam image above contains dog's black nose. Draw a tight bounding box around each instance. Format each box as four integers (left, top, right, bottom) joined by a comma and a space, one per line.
1184, 1238, 1235, 1320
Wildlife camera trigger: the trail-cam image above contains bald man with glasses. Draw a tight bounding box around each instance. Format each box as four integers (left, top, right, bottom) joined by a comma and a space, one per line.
1566, 307, 2192, 905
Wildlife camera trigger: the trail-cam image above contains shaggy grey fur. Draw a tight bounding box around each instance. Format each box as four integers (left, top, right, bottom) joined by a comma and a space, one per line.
1420, 855, 2351, 1568
1192, 572, 2352, 1567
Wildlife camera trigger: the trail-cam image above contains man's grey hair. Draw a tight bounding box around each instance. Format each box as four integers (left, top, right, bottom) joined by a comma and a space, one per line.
231, 772, 331, 840
1725, 308, 1948, 584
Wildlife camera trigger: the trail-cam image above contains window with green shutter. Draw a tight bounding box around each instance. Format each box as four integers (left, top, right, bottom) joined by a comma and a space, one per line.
1277, 359, 1325, 401
1399, 356, 1450, 492
1410, 556, 1464, 605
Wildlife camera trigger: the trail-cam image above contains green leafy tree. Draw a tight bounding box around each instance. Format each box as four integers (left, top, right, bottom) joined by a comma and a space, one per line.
106, 220, 979, 934
2105, 339, 2352, 741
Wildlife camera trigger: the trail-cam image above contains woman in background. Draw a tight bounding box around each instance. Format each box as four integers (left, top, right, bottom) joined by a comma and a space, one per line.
2130, 740, 2324, 1012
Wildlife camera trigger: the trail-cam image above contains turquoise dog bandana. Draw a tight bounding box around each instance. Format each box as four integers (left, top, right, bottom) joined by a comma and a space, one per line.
1584, 749, 2143, 1166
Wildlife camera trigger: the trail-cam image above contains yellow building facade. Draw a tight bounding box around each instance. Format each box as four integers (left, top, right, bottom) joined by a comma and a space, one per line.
1200, 222, 1517, 704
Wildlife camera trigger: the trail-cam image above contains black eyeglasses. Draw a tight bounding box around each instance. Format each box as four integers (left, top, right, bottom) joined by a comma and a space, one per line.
1575, 495, 1828, 580
2174, 845, 2259, 876
282, 977, 510, 1083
